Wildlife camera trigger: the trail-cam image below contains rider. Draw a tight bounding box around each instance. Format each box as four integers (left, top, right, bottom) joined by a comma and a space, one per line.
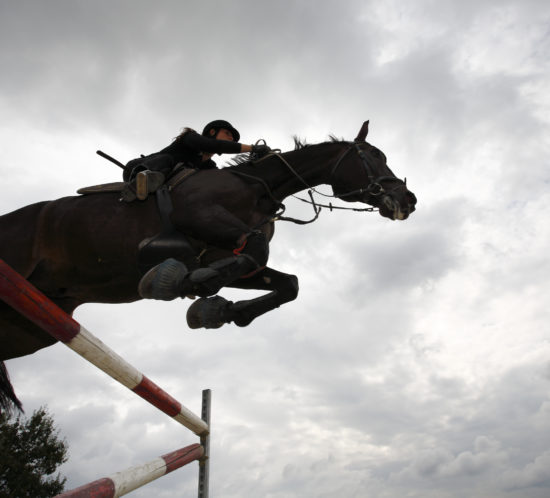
122, 120, 270, 201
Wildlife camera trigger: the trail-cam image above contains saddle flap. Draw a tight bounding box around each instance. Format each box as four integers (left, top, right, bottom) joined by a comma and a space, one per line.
77, 182, 126, 195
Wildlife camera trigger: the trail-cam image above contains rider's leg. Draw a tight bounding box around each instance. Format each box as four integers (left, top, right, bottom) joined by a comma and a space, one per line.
122, 154, 174, 202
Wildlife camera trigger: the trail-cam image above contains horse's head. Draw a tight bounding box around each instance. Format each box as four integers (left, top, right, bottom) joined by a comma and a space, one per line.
330, 121, 417, 220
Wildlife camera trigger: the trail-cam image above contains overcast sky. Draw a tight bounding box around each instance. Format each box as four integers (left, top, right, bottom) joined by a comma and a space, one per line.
1, 1, 550, 497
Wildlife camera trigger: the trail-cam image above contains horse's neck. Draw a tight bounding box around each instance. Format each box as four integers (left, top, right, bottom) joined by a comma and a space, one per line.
268, 142, 344, 200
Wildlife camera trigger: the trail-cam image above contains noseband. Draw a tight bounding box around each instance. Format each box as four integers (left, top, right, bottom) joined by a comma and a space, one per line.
329, 142, 404, 200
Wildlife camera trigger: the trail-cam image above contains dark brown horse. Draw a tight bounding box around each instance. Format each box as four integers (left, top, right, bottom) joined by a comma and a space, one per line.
0, 122, 416, 412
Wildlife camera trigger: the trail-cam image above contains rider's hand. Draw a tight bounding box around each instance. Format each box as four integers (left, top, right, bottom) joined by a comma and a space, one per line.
251, 144, 272, 158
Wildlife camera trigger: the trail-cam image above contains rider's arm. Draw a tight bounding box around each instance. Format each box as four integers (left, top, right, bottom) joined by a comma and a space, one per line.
178, 131, 246, 154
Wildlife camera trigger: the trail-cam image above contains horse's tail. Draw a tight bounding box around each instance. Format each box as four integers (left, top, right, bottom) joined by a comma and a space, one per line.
0, 361, 23, 416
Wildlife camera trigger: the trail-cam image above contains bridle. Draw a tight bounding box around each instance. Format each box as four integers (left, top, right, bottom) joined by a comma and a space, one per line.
328, 142, 406, 200
234, 141, 406, 225
268, 141, 406, 201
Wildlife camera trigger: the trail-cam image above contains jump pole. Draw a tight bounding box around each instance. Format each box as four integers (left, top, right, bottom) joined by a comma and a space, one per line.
0, 259, 207, 436
0, 259, 212, 496
56, 443, 204, 498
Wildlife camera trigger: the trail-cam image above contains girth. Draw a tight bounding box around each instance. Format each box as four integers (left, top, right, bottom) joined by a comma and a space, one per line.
136, 185, 197, 273
77, 169, 199, 273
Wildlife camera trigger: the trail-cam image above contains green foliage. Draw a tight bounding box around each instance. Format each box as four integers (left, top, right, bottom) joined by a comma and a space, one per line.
0, 407, 68, 498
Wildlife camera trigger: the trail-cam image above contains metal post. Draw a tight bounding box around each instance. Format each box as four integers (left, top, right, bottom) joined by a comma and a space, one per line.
198, 389, 211, 498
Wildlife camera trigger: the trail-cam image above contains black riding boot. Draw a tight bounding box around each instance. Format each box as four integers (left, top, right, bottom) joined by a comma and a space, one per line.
121, 169, 166, 202
121, 153, 174, 202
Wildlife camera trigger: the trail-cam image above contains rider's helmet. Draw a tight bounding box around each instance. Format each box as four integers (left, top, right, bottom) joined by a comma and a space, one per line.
202, 120, 240, 142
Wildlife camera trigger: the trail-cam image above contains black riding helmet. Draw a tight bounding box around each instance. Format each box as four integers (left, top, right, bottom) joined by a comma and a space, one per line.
202, 120, 240, 142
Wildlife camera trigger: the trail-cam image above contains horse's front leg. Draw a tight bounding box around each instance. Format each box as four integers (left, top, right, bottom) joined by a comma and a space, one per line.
186, 267, 299, 329
138, 210, 269, 301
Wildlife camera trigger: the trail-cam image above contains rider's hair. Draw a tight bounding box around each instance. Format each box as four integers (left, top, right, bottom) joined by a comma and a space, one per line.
173, 127, 196, 142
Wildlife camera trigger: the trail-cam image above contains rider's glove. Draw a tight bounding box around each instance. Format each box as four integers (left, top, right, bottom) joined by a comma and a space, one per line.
250, 144, 272, 158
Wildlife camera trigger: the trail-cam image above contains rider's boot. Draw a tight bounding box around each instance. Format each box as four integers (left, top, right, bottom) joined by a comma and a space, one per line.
136, 170, 166, 200
121, 169, 165, 202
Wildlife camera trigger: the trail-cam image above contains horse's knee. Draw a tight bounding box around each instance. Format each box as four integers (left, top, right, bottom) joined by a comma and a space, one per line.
280, 274, 299, 301
238, 231, 269, 267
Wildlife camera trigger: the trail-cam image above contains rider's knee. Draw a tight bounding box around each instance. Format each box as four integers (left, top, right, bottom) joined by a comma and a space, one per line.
124, 158, 145, 182
124, 154, 175, 182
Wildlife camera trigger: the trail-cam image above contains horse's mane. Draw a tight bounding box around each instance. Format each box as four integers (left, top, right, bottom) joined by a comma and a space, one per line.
224, 135, 345, 170
293, 135, 344, 150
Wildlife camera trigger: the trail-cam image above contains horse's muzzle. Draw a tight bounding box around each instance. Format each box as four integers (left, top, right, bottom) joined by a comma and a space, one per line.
379, 192, 417, 220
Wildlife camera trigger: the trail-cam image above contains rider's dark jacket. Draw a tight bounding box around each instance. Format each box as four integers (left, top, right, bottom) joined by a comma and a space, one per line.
124, 129, 241, 181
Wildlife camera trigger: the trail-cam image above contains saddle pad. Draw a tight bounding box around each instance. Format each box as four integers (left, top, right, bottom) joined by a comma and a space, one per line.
76, 168, 198, 195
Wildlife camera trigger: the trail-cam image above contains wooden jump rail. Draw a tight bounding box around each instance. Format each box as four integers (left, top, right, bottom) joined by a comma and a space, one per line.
57, 443, 204, 498
0, 259, 211, 497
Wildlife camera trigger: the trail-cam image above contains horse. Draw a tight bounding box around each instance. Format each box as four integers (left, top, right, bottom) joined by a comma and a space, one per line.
0, 121, 417, 413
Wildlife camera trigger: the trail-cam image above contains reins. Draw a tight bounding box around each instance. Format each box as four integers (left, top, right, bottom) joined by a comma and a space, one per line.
248, 142, 389, 225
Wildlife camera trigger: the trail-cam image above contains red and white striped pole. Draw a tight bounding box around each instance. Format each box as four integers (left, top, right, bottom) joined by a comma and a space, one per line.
56, 443, 204, 498
0, 259, 208, 436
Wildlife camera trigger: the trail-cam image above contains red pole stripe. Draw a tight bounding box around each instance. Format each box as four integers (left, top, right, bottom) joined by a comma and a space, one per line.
1, 259, 210, 494
0, 259, 80, 342
0, 259, 208, 435
162, 443, 204, 474
132, 375, 182, 417
56, 444, 203, 498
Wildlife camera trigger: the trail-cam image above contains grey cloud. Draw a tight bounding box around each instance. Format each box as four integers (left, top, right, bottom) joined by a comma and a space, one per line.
502, 451, 550, 490
399, 436, 507, 480
3, 1, 550, 497
342, 198, 468, 299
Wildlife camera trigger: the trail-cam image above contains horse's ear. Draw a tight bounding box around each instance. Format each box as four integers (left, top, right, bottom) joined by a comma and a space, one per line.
354, 120, 369, 142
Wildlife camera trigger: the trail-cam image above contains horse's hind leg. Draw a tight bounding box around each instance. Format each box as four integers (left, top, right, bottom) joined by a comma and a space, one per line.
186, 267, 299, 329
0, 201, 48, 278
0, 360, 22, 414
0, 296, 80, 361
0, 296, 80, 414
0, 301, 58, 361
0, 302, 58, 414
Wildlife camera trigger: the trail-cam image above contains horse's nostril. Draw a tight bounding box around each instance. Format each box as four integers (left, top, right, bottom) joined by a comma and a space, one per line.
382, 195, 394, 210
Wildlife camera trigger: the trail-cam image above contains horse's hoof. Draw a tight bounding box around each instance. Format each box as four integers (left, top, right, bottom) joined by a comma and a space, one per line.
227, 300, 255, 327
187, 268, 223, 297
138, 258, 188, 301
186, 296, 230, 329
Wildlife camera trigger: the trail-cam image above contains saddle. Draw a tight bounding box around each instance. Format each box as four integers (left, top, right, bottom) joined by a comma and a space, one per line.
76, 167, 197, 197
77, 168, 199, 273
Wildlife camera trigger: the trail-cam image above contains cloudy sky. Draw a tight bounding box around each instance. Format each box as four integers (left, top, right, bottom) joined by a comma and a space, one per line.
1, 0, 550, 496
